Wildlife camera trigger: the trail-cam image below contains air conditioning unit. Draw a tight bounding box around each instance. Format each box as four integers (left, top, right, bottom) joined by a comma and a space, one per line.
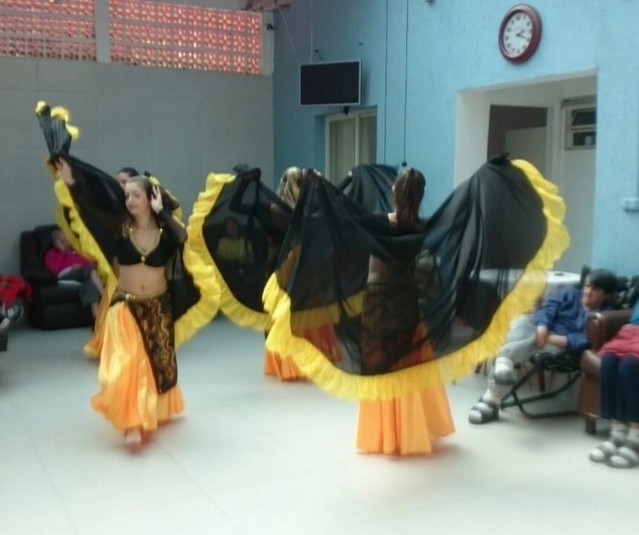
245, 0, 295, 11
564, 104, 596, 150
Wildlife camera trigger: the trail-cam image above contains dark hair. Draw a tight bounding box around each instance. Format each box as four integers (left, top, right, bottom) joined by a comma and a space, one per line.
117, 166, 139, 178
586, 269, 618, 294
394, 167, 425, 231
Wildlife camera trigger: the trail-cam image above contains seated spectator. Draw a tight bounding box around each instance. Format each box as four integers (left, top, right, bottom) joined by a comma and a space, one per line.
469, 269, 618, 424
44, 230, 104, 318
215, 216, 254, 264
588, 301, 639, 468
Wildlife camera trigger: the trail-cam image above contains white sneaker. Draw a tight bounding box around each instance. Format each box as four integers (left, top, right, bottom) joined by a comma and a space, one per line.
0, 304, 23, 332
6, 304, 23, 321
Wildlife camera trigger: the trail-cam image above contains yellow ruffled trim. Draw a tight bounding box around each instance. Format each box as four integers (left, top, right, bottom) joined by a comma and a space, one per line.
35, 101, 80, 142
264, 159, 570, 401
53, 179, 117, 290
54, 204, 83, 254
187, 172, 271, 332
54, 178, 216, 348
174, 234, 221, 348
39, 101, 217, 349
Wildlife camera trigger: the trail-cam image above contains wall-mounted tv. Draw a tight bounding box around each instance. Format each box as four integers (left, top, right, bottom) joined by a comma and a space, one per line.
299, 60, 361, 107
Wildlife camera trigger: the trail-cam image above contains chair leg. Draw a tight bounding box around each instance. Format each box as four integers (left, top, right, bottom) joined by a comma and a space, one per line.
584, 416, 597, 435
537, 368, 546, 391
501, 367, 582, 419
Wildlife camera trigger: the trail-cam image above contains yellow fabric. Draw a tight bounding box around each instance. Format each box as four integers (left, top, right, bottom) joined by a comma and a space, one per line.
53, 178, 219, 349
91, 302, 184, 431
264, 158, 571, 401
54, 204, 83, 256
188, 172, 270, 331
53, 179, 117, 290
38, 102, 220, 349
83, 288, 112, 359
173, 232, 221, 348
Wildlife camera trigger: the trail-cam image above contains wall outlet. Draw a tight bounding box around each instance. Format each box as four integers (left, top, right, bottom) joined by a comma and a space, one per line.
621, 197, 639, 211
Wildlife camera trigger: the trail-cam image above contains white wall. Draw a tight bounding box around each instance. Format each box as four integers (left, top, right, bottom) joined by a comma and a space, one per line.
0, 57, 273, 274
454, 74, 597, 274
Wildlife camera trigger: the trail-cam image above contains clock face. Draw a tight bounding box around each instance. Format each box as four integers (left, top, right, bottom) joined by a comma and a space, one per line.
499, 5, 542, 63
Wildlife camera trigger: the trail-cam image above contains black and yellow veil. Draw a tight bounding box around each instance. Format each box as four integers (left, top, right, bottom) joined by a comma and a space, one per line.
262, 156, 570, 401
35, 101, 219, 347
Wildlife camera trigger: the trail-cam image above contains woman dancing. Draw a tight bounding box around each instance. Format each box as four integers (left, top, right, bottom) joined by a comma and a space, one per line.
263, 156, 570, 455
36, 102, 219, 449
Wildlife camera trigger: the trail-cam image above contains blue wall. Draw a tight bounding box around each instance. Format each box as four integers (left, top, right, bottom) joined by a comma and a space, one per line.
272, 0, 639, 275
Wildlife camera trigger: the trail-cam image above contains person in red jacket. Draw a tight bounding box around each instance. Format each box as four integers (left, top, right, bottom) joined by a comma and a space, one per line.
44, 229, 104, 318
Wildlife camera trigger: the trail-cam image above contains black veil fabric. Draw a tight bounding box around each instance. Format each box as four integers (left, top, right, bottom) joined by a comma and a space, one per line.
35, 102, 220, 347
263, 155, 569, 401
189, 171, 293, 331
336, 164, 396, 213
35, 101, 76, 158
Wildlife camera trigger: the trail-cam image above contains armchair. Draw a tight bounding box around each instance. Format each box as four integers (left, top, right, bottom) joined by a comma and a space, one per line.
578, 309, 632, 434
500, 271, 639, 421
19, 224, 94, 329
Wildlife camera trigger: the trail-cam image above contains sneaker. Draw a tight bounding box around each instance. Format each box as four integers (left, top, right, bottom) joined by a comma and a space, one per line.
0, 304, 23, 332
5, 304, 23, 322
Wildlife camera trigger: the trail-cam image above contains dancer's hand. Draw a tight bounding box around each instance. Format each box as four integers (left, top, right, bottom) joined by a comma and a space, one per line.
151, 185, 163, 213
55, 158, 75, 186
237, 166, 261, 182
305, 168, 322, 185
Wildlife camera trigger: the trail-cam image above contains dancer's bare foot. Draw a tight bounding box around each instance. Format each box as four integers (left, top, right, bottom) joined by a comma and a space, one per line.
141, 429, 155, 445
123, 427, 142, 449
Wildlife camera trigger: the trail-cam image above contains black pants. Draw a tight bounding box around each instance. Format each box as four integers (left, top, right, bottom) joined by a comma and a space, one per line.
600, 354, 639, 422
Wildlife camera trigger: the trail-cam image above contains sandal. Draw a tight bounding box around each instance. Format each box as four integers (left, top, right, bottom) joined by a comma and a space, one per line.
589, 440, 619, 463
468, 398, 500, 424
607, 445, 639, 469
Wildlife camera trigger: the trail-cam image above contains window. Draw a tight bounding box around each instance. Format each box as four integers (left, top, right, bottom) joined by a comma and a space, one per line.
326, 109, 377, 184
564, 104, 596, 149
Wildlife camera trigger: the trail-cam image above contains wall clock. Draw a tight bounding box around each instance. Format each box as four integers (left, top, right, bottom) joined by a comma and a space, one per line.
498, 4, 542, 63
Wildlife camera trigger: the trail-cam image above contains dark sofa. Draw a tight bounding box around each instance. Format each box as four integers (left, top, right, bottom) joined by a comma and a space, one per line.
19, 224, 94, 329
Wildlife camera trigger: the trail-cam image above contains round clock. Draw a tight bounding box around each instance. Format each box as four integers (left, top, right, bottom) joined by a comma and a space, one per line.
498, 4, 542, 63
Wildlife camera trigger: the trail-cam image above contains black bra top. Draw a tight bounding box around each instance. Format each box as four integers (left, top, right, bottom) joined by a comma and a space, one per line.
115, 227, 178, 267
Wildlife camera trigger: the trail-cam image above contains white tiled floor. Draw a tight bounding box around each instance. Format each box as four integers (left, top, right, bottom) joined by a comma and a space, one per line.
0, 317, 635, 535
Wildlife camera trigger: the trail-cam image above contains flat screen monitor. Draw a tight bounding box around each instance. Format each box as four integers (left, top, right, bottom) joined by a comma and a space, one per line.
299, 60, 361, 106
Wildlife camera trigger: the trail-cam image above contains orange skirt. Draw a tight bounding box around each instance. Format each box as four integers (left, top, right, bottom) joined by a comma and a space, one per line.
357, 385, 454, 455
264, 348, 305, 381
262, 323, 341, 381
91, 301, 184, 431
84, 289, 110, 359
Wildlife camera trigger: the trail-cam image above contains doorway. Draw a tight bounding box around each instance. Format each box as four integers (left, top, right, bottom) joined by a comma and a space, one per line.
325, 108, 377, 184
455, 74, 597, 272
487, 105, 548, 174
